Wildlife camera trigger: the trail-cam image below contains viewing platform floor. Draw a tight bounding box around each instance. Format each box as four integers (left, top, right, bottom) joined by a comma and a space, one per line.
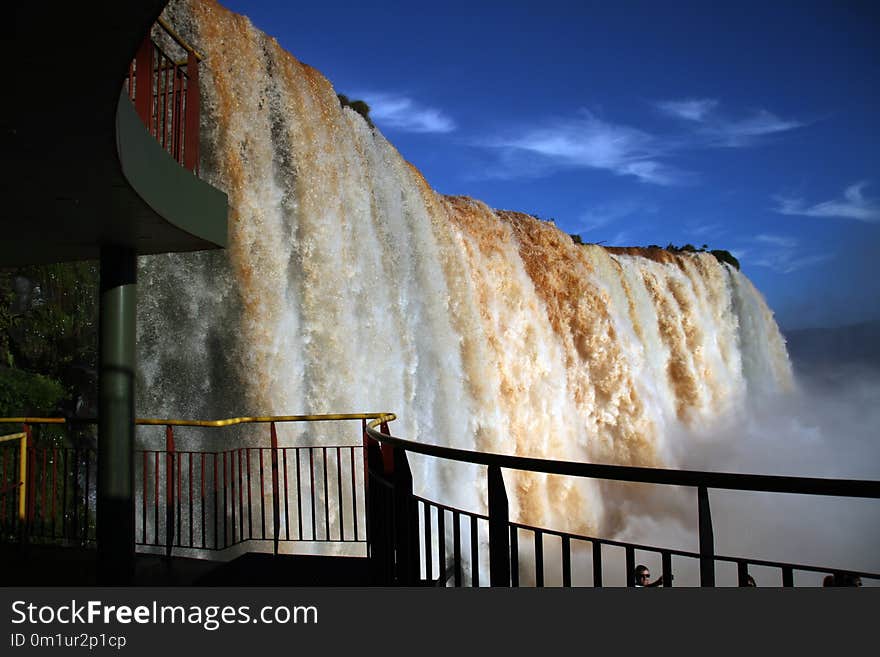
0, 545, 371, 586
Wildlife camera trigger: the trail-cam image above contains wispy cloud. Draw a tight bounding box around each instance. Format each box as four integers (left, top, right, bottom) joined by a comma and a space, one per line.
717, 110, 802, 143
617, 161, 685, 185
609, 229, 636, 246
752, 252, 833, 274
755, 234, 798, 249
656, 98, 803, 147
484, 111, 689, 185
479, 99, 801, 185
688, 222, 725, 239
356, 91, 456, 133
579, 201, 643, 231
576, 199, 657, 238
745, 234, 833, 274
774, 182, 880, 223
656, 98, 719, 122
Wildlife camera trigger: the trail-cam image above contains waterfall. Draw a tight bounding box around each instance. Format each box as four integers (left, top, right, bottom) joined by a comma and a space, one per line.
137, 0, 793, 543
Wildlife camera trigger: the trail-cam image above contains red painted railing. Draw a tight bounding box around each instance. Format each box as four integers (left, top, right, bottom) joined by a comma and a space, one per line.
1, 416, 376, 556
0, 433, 95, 546
136, 426, 367, 556
125, 20, 200, 173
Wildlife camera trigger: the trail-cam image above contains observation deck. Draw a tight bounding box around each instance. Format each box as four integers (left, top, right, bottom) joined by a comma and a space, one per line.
3, 1, 227, 582
2, 414, 878, 587
3, 2, 226, 265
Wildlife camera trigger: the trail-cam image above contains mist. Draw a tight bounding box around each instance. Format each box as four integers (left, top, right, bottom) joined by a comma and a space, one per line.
612, 358, 880, 587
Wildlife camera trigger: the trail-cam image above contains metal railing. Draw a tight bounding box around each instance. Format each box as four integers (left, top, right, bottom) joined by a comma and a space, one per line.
6, 411, 879, 586
0, 432, 29, 531
363, 417, 880, 587
0, 414, 393, 557
124, 18, 201, 172
135, 427, 368, 555
1, 427, 95, 545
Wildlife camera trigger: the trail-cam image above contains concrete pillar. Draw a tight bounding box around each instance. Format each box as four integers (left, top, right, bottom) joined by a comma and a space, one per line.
97, 245, 137, 584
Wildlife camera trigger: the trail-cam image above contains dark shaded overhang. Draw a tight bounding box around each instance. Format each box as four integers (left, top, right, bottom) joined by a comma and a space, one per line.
1, 1, 227, 267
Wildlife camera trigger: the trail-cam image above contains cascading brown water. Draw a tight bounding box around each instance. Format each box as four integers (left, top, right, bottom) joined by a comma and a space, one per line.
137, 0, 793, 547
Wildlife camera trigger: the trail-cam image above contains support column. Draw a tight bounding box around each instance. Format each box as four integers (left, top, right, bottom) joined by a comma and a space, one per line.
97, 246, 137, 584
698, 485, 715, 587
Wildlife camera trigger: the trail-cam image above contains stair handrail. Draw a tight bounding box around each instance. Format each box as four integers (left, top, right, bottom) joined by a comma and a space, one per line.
364, 416, 880, 586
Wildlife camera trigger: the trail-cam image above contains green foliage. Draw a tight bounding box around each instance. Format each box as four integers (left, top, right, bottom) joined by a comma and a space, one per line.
570, 233, 607, 246
0, 368, 65, 417
529, 213, 557, 224
710, 249, 740, 270
337, 94, 374, 129
0, 261, 98, 418
663, 243, 740, 270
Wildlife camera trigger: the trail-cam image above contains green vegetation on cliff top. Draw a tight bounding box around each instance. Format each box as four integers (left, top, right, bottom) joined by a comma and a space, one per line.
567, 234, 740, 270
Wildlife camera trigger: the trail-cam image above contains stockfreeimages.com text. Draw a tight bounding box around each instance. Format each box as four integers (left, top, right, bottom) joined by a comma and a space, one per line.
10, 600, 317, 631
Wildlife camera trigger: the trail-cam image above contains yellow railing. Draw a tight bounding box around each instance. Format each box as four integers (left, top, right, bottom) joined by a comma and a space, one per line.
0, 413, 397, 429
0, 431, 28, 522
156, 16, 203, 62
135, 412, 398, 428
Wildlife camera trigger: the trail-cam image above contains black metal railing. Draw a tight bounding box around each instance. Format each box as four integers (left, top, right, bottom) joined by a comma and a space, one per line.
364, 417, 880, 587
5, 412, 879, 587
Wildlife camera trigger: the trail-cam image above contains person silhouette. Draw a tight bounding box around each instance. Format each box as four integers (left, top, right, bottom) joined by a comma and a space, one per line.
632, 564, 664, 587
823, 573, 861, 586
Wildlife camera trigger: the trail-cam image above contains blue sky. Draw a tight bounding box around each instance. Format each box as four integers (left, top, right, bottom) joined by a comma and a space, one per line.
224, 0, 879, 330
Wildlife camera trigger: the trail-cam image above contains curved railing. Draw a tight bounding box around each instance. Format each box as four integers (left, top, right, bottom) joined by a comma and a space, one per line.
4, 412, 878, 586
125, 18, 204, 172
363, 417, 880, 587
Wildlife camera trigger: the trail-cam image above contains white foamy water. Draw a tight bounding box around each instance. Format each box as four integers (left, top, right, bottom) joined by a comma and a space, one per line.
138, 1, 808, 568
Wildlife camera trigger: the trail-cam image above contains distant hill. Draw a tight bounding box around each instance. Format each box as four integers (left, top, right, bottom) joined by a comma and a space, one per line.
783, 321, 880, 373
